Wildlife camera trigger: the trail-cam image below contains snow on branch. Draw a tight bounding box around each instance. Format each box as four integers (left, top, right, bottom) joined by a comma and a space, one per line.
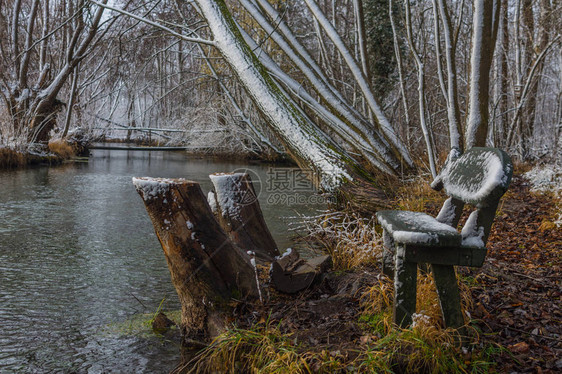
88, 0, 216, 46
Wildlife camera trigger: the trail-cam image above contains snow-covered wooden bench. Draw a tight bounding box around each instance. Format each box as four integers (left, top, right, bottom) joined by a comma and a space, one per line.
376, 147, 513, 329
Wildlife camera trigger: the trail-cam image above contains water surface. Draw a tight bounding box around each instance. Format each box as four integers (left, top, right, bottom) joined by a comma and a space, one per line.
0, 148, 323, 372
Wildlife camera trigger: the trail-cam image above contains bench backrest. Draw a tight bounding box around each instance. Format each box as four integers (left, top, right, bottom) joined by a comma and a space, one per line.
441, 147, 512, 207
433, 147, 513, 248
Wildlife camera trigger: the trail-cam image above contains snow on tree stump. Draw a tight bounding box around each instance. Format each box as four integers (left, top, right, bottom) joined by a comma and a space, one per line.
209, 172, 280, 261
133, 177, 259, 345
270, 248, 332, 294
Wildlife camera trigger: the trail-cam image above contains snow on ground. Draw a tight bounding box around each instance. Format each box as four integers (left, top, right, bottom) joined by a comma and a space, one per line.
524, 164, 562, 227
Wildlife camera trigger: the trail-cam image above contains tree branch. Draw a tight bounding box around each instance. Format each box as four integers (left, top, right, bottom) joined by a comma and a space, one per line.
88, 0, 216, 46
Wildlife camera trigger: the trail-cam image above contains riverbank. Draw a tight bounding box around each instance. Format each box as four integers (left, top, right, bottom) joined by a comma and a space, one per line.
0, 138, 291, 171
0, 146, 63, 169
174, 168, 561, 373
0, 137, 88, 169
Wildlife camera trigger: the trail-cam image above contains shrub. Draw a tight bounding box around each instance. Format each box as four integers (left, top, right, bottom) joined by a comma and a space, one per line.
48, 138, 76, 158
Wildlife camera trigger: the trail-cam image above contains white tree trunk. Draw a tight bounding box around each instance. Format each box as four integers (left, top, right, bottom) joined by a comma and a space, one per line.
437, 0, 463, 150
465, 0, 500, 148
194, 0, 354, 190
303, 0, 412, 166
238, 0, 403, 172
404, 0, 437, 177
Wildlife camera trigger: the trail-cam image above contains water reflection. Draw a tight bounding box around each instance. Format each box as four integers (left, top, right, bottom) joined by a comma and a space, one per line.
0, 148, 323, 372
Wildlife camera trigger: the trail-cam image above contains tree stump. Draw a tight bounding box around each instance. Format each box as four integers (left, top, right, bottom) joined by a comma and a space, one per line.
209, 172, 280, 261
133, 177, 259, 344
270, 248, 332, 293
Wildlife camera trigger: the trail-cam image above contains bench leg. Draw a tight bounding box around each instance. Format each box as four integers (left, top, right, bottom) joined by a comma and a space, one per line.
382, 230, 394, 279
431, 264, 464, 329
393, 245, 417, 328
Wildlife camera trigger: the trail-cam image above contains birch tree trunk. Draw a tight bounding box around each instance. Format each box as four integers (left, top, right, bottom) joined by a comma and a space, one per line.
303, 0, 412, 166
404, 0, 437, 177
519, 0, 551, 156
493, 0, 509, 148
437, 0, 463, 150
388, 0, 410, 138
192, 0, 379, 195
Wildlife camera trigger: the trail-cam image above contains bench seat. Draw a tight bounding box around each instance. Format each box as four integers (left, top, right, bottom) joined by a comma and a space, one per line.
377, 210, 488, 267
376, 210, 461, 247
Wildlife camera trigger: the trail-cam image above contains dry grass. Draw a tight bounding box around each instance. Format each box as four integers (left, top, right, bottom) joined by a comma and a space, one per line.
296, 212, 383, 270
394, 175, 444, 213
353, 323, 470, 373
185, 273, 484, 374
354, 272, 480, 373
1, 108, 30, 168
48, 139, 76, 158
0, 147, 27, 168
513, 160, 534, 174
180, 322, 310, 374
360, 271, 473, 332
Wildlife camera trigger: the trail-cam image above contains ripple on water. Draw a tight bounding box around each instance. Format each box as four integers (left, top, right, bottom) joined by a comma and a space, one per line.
0, 149, 325, 372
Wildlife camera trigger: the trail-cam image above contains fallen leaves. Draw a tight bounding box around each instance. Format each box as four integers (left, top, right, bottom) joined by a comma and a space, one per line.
509, 341, 530, 354
463, 176, 562, 372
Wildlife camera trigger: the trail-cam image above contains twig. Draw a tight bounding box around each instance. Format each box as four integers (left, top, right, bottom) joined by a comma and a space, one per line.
504, 326, 562, 343
131, 293, 147, 309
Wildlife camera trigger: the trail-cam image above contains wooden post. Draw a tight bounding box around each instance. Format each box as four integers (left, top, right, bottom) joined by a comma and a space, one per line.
133, 177, 259, 344
209, 172, 280, 261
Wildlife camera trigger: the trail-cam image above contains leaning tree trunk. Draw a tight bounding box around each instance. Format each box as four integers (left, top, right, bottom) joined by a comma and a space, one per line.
133, 177, 259, 344
91, 0, 401, 209
194, 0, 384, 194
192, 0, 397, 210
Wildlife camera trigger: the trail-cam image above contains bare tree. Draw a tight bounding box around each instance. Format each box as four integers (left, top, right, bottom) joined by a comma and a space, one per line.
0, 0, 110, 143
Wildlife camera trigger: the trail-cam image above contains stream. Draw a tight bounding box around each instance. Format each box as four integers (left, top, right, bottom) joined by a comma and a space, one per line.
0, 147, 326, 372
